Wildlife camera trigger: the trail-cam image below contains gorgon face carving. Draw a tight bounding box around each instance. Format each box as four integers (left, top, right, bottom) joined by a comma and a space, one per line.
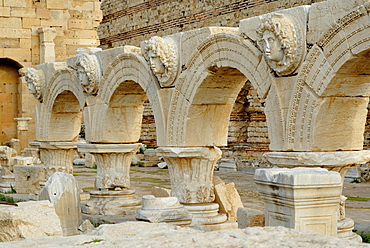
74, 53, 101, 94
257, 13, 303, 76
24, 68, 45, 101
143, 36, 178, 87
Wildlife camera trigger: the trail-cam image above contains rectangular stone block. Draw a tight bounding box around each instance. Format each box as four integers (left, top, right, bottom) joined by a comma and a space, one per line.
14, 165, 46, 194
4, 48, 31, 63
254, 167, 342, 237
0, 18, 21, 28
0, 7, 11, 17
0, 28, 31, 38
22, 18, 41, 29
10, 7, 36, 18
46, 0, 68, 10
36, 8, 50, 19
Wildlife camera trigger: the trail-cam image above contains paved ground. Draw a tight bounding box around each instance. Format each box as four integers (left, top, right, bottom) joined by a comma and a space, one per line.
73, 165, 370, 229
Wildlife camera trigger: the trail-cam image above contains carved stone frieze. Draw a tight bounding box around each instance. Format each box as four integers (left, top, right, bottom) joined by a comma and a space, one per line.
143, 36, 179, 87
74, 53, 101, 94
157, 147, 221, 204
257, 13, 304, 76
22, 68, 46, 101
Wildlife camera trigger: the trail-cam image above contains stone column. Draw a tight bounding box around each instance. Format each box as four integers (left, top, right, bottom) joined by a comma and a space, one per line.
263, 151, 370, 243
157, 147, 238, 231
39, 141, 78, 178
37, 27, 56, 64
77, 143, 141, 215
14, 117, 32, 151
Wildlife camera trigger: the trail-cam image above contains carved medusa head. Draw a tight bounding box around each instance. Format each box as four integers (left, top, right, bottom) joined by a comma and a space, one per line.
257, 13, 303, 76
75, 53, 101, 94
143, 36, 178, 87
24, 68, 45, 101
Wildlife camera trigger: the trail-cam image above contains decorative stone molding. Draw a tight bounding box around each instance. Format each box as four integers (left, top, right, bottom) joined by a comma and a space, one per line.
156, 147, 221, 203
256, 13, 304, 76
142, 36, 178, 87
74, 53, 101, 95
37, 27, 57, 64
22, 68, 46, 101
77, 143, 141, 189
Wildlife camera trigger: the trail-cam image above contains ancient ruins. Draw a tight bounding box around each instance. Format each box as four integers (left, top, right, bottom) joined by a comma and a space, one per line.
0, 0, 369, 246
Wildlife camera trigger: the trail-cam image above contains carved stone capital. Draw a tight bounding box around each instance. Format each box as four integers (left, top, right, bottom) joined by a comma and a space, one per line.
39, 142, 78, 177
157, 147, 222, 204
77, 143, 141, 189
257, 13, 304, 76
21, 68, 45, 101
143, 36, 179, 87
74, 53, 101, 94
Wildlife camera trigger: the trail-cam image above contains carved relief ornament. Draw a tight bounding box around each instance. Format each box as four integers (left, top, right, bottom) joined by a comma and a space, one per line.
143, 36, 179, 87
257, 13, 304, 76
74, 53, 101, 94
23, 68, 45, 101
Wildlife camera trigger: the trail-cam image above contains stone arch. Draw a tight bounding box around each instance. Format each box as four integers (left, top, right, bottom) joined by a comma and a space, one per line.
86, 53, 164, 144
167, 32, 278, 146
37, 68, 85, 141
0, 58, 23, 144
287, 5, 370, 151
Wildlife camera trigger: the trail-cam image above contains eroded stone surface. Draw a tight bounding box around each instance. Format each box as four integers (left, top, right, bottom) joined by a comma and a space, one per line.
0, 201, 62, 242
2, 222, 369, 248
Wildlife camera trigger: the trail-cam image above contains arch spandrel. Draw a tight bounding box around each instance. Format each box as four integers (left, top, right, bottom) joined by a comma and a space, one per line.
287, 3, 370, 151
36, 66, 85, 141
165, 32, 277, 147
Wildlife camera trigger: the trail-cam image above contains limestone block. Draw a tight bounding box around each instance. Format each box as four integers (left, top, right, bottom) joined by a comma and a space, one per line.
136, 195, 191, 226
213, 176, 244, 222
151, 187, 171, 197
0, 146, 16, 168
0, 201, 62, 242
237, 208, 265, 228
39, 172, 82, 236
254, 167, 342, 236
144, 149, 159, 161
218, 158, 237, 172
0, 7, 11, 17
14, 165, 46, 194
46, 0, 68, 10
13, 156, 33, 165
10, 7, 36, 18
311, 97, 368, 151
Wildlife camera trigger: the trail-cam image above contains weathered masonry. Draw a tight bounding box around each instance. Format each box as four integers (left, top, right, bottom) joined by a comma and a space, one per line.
0, 0, 102, 150
25, 0, 370, 237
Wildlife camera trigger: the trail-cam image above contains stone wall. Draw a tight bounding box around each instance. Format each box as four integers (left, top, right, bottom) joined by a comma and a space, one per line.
0, 0, 102, 149
98, 0, 325, 48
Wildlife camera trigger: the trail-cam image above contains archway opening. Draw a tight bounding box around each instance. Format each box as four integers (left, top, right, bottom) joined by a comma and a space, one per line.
0, 58, 22, 145
49, 90, 82, 141
104, 80, 148, 143
185, 66, 248, 146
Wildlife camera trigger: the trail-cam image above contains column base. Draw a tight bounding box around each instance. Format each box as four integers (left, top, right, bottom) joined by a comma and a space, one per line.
82, 188, 141, 216
337, 218, 362, 243
183, 203, 238, 231
0, 174, 15, 193
136, 195, 192, 226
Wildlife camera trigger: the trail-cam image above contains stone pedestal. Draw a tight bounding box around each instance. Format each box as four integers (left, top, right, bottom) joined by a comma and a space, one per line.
263, 151, 370, 242
157, 147, 237, 231
39, 141, 78, 178
77, 143, 141, 216
81, 188, 141, 215
136, 195, 192, 226
254, 167, 342, 236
